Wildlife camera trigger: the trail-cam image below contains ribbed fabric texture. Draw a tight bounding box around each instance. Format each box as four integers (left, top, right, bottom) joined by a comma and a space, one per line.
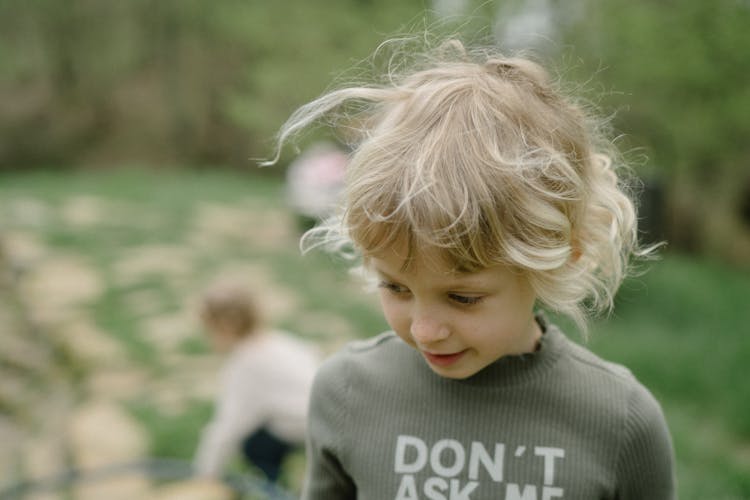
303, 320, 676, 500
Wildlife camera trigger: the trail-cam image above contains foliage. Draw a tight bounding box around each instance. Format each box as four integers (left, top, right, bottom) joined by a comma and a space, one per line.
0, 0, 747, 259
0, 0, 427, 168
557, 0, 750, 264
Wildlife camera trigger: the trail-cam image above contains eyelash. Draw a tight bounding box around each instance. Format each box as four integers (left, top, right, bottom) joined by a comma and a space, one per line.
378, 281, 483, 306
378, 281, 407, 294
448, 294, 483, 305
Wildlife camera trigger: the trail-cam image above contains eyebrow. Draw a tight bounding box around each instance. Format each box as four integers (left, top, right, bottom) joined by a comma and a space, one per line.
372, 266, 398, 281
372, 263, 495, 290
443, 274, 495, 290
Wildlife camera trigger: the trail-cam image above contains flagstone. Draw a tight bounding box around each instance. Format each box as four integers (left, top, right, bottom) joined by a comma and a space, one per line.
72, 475, 153, 500
86, 370, 149, 402
112, 244, 194, 286
189, 202, 296, 250
0, 418, 23, 484
151, 478, 233, 500
56, 319, 127, 367
70, 475, 152, 500
3, 197, 50, 228
1, 230, 47, 266
68, 400, 147, 470
19, 488, 65, 500
60, 195, 164, 232
122, 288, 169, 317
18, 255, 102, 324
59, 195, 108, 228
0, 321, 52, 373
141, 312, 195, 353
22, 435, 67, 487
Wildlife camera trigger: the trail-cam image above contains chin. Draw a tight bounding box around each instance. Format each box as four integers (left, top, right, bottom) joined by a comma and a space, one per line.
429, 364, 478, 380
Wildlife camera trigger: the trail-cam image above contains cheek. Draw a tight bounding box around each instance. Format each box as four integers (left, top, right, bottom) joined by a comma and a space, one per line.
378, 293, 409, 332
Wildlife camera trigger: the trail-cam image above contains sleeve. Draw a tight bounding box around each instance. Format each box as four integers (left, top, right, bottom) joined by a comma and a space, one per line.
301, 352, 357, 500
615, 382, 677, 500
193, 358, 265, 477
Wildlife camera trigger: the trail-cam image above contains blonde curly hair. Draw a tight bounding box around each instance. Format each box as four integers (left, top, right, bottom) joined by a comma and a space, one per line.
267, 37, 652, 332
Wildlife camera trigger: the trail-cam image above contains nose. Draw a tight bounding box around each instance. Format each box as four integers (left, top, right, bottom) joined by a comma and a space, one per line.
410, 312, 450, 345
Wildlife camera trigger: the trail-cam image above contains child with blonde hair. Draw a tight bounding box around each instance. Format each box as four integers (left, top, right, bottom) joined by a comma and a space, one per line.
268, 36, 675, 499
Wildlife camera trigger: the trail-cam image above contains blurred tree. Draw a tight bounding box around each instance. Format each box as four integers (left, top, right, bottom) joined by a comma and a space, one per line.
559, 0, 750, 264
0, 0, 426, 169
1, 0, 748, 263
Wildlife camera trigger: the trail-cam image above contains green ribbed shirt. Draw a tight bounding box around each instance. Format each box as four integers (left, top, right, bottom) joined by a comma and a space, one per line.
302, 319, 676, 500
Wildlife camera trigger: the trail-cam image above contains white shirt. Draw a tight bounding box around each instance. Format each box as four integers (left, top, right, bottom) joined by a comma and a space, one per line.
194, 330, 321, 476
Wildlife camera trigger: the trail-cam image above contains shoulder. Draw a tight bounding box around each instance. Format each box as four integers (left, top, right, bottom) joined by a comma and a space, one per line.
315, 331, 406, 383
552, 328, 675, 494
344, 330, 404, 357
550, 326, 668, 427
610, 369, 676, 496
308, 332, 406, 425
559, 331, 634, 381
553, 329, 644, 400
311, 332, 416, 400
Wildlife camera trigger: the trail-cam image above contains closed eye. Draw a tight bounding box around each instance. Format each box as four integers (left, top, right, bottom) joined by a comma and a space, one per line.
448, 293, 483, 305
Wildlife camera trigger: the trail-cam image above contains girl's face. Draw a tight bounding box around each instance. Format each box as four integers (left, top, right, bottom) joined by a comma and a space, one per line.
369, 244, 541, 379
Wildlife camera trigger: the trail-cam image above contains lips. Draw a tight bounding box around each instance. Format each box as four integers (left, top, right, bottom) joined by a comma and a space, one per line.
423, 350, 467, 367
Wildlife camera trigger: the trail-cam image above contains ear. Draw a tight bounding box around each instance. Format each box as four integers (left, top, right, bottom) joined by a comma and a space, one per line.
569, 236, 583, 263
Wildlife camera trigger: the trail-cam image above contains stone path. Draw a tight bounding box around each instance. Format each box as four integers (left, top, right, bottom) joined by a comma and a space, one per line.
0, 191, 359, 498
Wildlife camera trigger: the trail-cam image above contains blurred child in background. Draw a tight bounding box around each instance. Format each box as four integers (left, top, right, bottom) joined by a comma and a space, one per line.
193, 279, 320, 485
285, 141, 347, 233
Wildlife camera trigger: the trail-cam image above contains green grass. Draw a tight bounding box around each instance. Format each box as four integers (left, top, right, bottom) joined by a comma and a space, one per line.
1, 167, 748, 499
127, 399, 213, 460
586, 255, 750, 498
90, 285, 161, 366
592, 255, 750, 437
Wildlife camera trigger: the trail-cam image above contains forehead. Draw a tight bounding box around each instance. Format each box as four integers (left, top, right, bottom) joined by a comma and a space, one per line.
357, 220, 481, 271
367, 242, 517, 288
365, 235, 453, 272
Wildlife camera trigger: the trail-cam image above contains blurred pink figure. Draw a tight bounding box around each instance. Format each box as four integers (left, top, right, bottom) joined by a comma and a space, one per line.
285, 142, 347, 230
